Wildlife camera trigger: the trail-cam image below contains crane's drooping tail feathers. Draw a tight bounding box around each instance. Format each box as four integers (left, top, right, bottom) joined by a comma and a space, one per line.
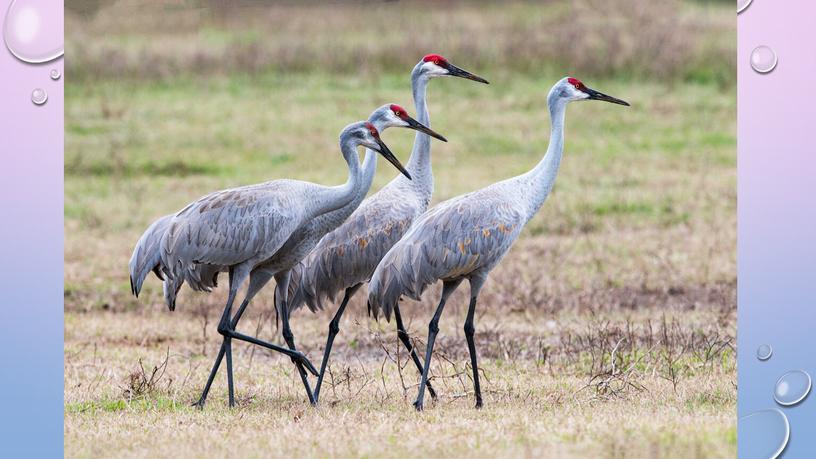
163, 274, 183, 311
184, 263, 220, 293
129, 215, 173, 297
285, 263, 322, 315
285, 249, 353, 315
368, 241, 437, 321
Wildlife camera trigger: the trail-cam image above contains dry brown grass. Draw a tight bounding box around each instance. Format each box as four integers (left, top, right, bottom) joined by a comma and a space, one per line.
65, 299, 735, 458
66, 0, 734, 84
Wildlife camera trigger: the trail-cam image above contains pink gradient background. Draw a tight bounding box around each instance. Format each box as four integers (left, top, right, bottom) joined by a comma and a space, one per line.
739, 0, 816, 455
0, 0, 63, 454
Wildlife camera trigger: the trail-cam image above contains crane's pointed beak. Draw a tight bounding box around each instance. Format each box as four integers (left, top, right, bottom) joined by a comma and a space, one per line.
584, 87, 630, 106
403, 115, 447, 142
376, 138, 412, 180
446, 63, 490, 84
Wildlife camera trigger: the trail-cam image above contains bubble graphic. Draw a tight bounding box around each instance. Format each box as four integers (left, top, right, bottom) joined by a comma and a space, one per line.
757, 344, 772, 361
738, 409, 789, 459
3, 0, 64, 64
50, 68, 60, 80
31, 87, 47, 105
738, 0, 752, 14
750, 46, 778, 74
774, 370, 812, 406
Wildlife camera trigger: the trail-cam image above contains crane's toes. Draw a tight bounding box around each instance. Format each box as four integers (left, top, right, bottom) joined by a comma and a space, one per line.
295, 352, 319, 376
192, 398, 206, 410
413, 400, 424, 412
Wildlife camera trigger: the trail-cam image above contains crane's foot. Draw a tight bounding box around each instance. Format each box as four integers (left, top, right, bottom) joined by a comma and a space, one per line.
475, 399, 483, 409
192, 398, 206, 410
292, 352, 319, 377
413, 400, 424, 412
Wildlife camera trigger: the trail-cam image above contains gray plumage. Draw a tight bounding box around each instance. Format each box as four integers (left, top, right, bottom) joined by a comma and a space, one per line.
154, 120, 412, 407
287, 55, 488, 315
129, 214, 172, 297
129, 213, 220, 309
129, 105, 430, 311
368, 179, 526, 320
366, 77, 629, 410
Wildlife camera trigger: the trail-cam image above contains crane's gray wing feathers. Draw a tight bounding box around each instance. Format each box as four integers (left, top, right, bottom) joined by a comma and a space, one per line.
287, 194, 419, 314
369, 189, 525, 320
129, 214, 174, 297
161, 181, 306, 281
184, 263, 222, 293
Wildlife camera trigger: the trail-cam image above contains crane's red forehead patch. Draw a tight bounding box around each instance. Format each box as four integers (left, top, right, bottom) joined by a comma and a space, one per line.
364, 122, 380, 138
423, 54, 448, 66
389, 104, 408, 118
567, 77, 585, 88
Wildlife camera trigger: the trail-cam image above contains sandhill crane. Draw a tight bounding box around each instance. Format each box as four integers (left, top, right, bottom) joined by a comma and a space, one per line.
187, 106, 445, 407
158, 120, 414, 408
130, 106, 442, 407
128, 104, 444, 311
367, 77, 629, 410
284, 54, 488, 403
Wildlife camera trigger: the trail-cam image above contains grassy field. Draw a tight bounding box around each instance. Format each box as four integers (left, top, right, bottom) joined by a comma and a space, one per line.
65, 1, 736, 457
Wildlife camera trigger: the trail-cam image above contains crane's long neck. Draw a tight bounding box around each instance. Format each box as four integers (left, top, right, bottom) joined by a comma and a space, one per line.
523, 96, 568, 217
358, 149, 377, 194
358, 118, 393, 199
311, 139, 362, 217
403, 70, 433, 196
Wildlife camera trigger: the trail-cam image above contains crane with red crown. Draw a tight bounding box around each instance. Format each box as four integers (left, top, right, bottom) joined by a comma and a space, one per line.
284, 54, 489, 404
367, 76, 629, 410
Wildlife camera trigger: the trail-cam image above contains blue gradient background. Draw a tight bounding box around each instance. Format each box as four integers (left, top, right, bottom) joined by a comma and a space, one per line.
0, 0, 64, 455
738, 0, 816, 456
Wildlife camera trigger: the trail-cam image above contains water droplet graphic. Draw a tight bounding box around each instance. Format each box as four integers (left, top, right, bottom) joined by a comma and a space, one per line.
738, 409, 789, 459
50, 68, 60, 80
774, 370, 812, 406
757, 344, 773, 361
751, 46, 778, 74
30, 87, 47, 105
3, 0, 64, 63
738, 0, 752, 14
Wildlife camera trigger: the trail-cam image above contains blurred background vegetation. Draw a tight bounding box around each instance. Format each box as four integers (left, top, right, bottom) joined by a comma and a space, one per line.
65, 0, 736, 308
66, 0, 735, 85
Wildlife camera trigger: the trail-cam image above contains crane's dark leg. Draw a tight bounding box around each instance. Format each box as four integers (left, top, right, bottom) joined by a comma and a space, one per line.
194, 296, 250, 409
276, 272, 316, 405
464, 295, 482, 408
313, 283, 361, 403
393, 304, 437, 400
208, 268, 240, 407
194, 272, 317, 409
414, 280, 462, 411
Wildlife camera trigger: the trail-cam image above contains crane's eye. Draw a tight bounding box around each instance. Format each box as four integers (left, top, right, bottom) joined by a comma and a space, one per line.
574, 84, 580, 89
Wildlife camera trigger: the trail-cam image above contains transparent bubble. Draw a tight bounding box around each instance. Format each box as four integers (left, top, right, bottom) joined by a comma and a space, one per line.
738, 0, 752, 14
751, 46, 778, 74
774, 370, 812, 406
738, 409, 789, 459
50, 68, 60, 80
757, 344, 772, 361
3, 0, 64, 64
31, 87, 47, 105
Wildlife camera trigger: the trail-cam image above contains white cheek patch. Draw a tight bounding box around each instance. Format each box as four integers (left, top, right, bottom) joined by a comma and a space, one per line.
422, 61, 446, 76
